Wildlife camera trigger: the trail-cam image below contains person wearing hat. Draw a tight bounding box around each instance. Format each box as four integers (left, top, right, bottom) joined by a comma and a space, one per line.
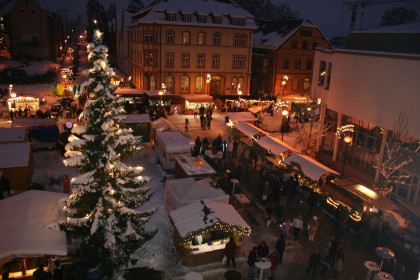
308, 216, 319, 242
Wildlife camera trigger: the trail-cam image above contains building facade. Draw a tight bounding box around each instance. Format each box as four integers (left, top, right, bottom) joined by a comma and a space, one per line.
0, 0, 63, 60
252, 20, 331, 96
312, 48, 420, 207
124, 0, 255, 96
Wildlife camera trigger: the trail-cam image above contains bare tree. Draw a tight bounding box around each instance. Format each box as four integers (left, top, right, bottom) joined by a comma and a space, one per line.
380, 7, 417, 26
374, 113, 419, 192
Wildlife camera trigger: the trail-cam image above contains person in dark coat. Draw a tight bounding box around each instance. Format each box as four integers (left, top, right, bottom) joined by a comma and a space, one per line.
257, 241, 269, 258
247, 246, 258, 279
33, 264, 50, 280
224, 237, 237, 268
276, 234, 286, 264
53, 260, 64, 280
306, 249, 321, 278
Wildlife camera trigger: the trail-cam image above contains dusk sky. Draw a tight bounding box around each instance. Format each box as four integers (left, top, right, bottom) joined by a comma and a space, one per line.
40, 0, 420, 37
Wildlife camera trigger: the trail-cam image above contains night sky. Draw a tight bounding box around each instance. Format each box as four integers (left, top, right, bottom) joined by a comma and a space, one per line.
40, 0, 420, 37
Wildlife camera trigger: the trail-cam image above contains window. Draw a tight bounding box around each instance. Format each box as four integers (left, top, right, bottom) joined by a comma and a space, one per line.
294, 58, 301, 69
212, 54, 220, 68
165, 75, 174, 92
240, 34, 247, 46
213, 33, 221, 45
167, 13, 176, 21
197, 54, 205, 68
312, 43, 318, 50
144, 52, 154, 66
231, 77, 238, 92
198, 15, 207, 23
182, 14, 192, 22
304, 78, 310, 90
291, 41, 297, 49
180, 75, 190, 92
306, 60, 312, 70
301, 29, 312, 36
196, 76, 204, 92
166, 31, 174, 44
232, 55, 245, 68
198, 32, 205, 45
325, 62, 332, 89
0, 24, 4, 31
144, 32, 154, 43
318, 60, 326, 86
282, 58, 289, 69
302, 41, 308, 50
213, 16, 222, 24
165, 53, 174, 67
234, 34, 240, 46
231, 18, 245, 26
182, 31, 190, 45
181, 53, 190, 67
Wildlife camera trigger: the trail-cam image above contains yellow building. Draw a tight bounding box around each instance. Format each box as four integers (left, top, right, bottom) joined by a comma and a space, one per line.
126, 0, 256, 96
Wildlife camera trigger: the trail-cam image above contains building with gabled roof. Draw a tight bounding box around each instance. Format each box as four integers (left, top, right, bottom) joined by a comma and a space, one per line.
252, 19, 331, 96
124, 0, 256, 96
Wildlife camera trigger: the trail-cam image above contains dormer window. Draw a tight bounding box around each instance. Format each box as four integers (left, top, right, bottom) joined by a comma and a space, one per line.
197, 15, 207, 23
167, 13, 176, 21
213, 16, 222, 24
182, 14, 192, 22
231, 17, 245, 26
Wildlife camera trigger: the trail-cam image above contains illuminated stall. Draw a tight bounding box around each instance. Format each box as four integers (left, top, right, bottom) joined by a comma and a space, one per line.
169, 199, 251, 266
8, 96, 40, 116
181, 94, 214, 113
154, 132, 191, 170
232, 121, 267, 147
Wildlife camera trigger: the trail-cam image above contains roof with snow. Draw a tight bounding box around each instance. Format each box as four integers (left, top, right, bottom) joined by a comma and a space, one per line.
284, 153, 339, 181
351, 22, 420, 34
169, 199, 250, 238
226, 112, 256, 123
253, 19, 318, 50
155, 131, 191, 152
152, 117, 181, 132
122, 114, 151, 124
256, 135, 297, 156
12, 118, 58, 128
165, 177, 228, 211
0, 190, 68, 266
130, 0, 256, 30
0, 127, 26, 142
0, 142, 31, 168
233, 121, 267, 138
174, 156, 216, 176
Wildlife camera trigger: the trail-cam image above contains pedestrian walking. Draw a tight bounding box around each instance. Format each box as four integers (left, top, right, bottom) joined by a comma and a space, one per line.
268, 251, 278, 280
247, 246, 258, 279
276, 234, 286, 264
232, 139, 239, 158
292, 215, 303, 241
184, 118, 189, 132
224, 236, 237, 268
308, 216, 319, 242
306, 249, 321, 278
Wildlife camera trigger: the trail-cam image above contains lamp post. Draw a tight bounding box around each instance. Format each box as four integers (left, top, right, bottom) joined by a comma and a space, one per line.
206, 74, 211, 95
281, 109, 289, 141
281, 75, 288, 95
341, 135, 352, 178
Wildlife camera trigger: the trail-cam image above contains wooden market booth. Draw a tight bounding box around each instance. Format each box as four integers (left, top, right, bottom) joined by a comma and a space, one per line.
169, 199, 251, 266
122, 114, 151, 142
181, 94, 214, 113
174, 156, 216, 179
154, 131, 191, 170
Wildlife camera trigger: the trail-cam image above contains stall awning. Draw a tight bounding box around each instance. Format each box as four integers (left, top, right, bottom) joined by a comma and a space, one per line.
181, 94, 214, 103
152, 117, 181, 132
227, 112, 256, 123
284, 153, 339, 180
0, 190, 68, 267
233, 121, 267, 138
247, 106, 263, 114
256, 135, 297, 156
0, 143, 31, 168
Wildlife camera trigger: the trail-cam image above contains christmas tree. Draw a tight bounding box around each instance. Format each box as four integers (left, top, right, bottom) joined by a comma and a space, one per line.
59, 29, 156, 278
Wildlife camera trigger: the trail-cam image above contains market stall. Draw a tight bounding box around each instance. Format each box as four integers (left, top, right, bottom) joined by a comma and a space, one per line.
169, 199, 251, 266
174, 156, 216, 179
154, 131, 191, 170
256, 135, 297, 158
7, 96, 40, 117
151, 117, 181, 133
0, 190, 68, 274
226, 112, 256, 124
12, 119, 59, 151
181, 94, 214, 113
284, 153, 339, 181
0, 127, 27, 143
122, 114, 151, 142
232, 121, 267, 146
164, 177, 229, 211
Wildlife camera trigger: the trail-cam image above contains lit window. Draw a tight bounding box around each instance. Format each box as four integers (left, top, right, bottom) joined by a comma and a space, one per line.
182, 31, 190, 45
180, 75, 190, 92
198, 32, 205, 45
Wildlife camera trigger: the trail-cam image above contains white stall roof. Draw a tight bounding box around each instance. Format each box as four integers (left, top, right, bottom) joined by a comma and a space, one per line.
0, 127, 26, 142
0, 143, 31, 168
122, 114, 151, 124
233, 121, 267, 138
165, 177, 228, 211
284, 153, 339, 180
256, 135, 297, 156
169, 199, 250, 238
155, 131, 191, 153
227, 112, 256, 123
175, 156, 216, 176
152, 117, 181, 132
181, 94, 214, 102
0, 190, 68, 265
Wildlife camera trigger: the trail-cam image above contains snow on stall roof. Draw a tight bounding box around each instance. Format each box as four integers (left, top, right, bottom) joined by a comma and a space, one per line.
233, 121, 267, 138
0, 127, 26, 142
174, 156, 216, 176
226, 112, 256, 123
122, 114, 151, 124
152, 118, 181, 132
169, 199, 250, 238
256, 135, 297, 156
0, 142, 31, 168
12, 118, 58, 128
155, 131, 191, 153
284, 153, 339, 180
352, 22, 420, 33
0, 190, 68, 263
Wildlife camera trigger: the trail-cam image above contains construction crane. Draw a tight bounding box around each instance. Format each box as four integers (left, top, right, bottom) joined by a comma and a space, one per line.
343, 0, 415, 31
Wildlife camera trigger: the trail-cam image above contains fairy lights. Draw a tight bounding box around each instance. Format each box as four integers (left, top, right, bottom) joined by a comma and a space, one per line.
336, 124, 354, 139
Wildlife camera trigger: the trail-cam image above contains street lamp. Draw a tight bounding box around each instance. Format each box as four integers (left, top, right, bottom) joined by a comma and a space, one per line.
281, 75, 288, 95
281, 109, 289, 141
158, 83, 166, 105
341, 135, 353, 178
206, 74, 211, 95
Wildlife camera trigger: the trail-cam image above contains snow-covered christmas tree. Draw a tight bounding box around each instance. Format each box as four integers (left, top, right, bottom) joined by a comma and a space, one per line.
59, 29, 156, 279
